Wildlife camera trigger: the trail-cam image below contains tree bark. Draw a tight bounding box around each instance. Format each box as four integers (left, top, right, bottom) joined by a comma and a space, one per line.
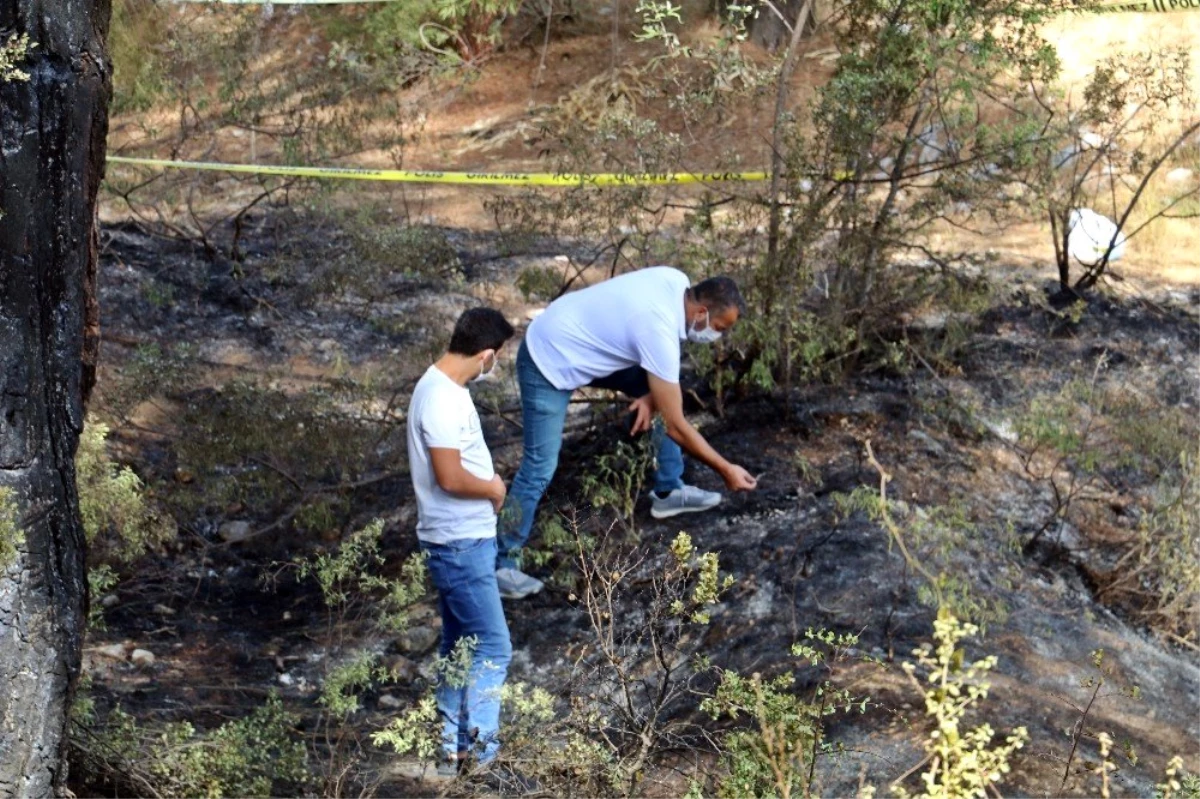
0, 0, 110, 793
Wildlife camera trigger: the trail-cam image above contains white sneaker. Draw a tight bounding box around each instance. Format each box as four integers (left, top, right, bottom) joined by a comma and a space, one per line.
495, 567, 544, 600
650, 485, 722, 519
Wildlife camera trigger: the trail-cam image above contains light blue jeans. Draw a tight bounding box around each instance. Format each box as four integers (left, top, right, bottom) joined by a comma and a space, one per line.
420, 536, 512, 763
497, 340, 685, 569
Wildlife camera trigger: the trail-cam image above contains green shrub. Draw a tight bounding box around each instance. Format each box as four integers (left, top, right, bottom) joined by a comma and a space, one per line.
76, 693, 308, 798
172, 380, 376, 522
701, 670, 821, 799
0, 33, 35, 83
580, 434, 655, 535
77, 416, 175, 563
895, 610, 1028, 799
294, 518, 428, 633
109, 0, 171, 112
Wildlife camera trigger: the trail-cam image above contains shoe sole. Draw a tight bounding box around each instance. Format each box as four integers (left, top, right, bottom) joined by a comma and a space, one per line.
650, 501, 721, 520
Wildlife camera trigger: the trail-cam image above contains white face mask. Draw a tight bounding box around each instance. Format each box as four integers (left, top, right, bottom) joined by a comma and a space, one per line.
471, 351, 498, 383
687, 310, 722, 344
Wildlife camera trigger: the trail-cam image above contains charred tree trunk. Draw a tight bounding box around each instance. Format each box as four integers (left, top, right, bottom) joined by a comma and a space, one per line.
0, 0, 110, 793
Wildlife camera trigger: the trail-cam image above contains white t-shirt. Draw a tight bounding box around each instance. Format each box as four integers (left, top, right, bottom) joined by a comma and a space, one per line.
524, 266, 689, 391
406, 366, 497, 544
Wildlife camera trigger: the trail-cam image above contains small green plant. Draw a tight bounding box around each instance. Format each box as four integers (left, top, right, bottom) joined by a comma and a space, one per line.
700, 627, 876, 799
1014, 366, 1200, 638
431, 526, 735, 796
372, 636, 476, 759
370, 691, 442, 759
581, 433, 655, 535
1099, 448, 1199, 639
1056, 648, 1143, 797
76, 415, 176, 630
893, 610, 1028, 799
171, 380, 378, 526
320, 651, 385, 719
1157, 757, 1200, 799
520, 510, 592, 586
0, 487, 23, 570
839, 448, 1010, 630
0, 33, 35, 82
294, 519, 428, 634
701, 670, 821, 799
77, 416, 175, 563
278, 519, 428, 793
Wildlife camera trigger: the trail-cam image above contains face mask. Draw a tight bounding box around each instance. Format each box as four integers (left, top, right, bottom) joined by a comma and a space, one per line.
471, 351, 498, 383
687, 310, 722, 344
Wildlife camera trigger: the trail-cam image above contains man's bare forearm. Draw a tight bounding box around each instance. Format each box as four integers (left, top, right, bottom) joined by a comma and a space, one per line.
664, 419, 731, 478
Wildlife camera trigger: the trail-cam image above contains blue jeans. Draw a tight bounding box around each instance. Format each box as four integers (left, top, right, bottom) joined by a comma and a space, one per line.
497, 340, 685, 569
421, 536, 512, 763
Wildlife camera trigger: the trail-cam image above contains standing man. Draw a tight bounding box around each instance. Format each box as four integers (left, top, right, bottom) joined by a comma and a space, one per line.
406, 307, 515, 772
496, 267, 758, 599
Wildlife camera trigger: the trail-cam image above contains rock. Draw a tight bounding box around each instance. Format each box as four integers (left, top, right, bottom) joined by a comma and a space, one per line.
95, 643, 128, 660
385, 654, 419, 683
378, 694, 404, 709
745, 583, 776, 620
982, 417, 1018, 444
219, 520, 253, 544
278, 672, 295, 686
130, 649, 156, 667
397, 625, 440, 655
100, 593, 120, 608
1165, 167, 1194, 184
153, 603, 176, 616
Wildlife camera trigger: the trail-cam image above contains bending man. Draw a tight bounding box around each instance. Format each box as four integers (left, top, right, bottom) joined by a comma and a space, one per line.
496, 267, 758, 599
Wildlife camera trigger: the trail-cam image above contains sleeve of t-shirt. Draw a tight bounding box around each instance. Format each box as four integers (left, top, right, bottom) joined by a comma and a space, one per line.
632, 317, 681, 383
419, 390, 464, 450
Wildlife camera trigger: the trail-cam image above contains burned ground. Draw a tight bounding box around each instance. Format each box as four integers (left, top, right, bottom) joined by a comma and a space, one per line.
73, 214, 1199, 798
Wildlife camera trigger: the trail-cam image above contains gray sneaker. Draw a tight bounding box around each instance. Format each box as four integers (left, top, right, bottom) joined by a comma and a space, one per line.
650, 485, 722, 519
496, 567, 544, 600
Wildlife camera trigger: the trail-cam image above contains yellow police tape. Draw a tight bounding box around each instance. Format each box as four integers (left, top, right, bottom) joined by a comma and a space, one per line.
107, 156, 771, 186
1092, 0, 1199, 11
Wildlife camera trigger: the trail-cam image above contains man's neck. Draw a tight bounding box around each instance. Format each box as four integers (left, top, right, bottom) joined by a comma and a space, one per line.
683, 289, 702, 325
434, 354, 477, 387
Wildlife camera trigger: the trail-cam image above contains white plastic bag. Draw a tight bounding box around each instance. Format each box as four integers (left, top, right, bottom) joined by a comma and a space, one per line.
1067, 208, 1127, 266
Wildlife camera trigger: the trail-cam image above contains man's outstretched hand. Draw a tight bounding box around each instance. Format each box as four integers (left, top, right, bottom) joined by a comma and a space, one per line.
722, 464, 758, 491
628, 394, 656, 435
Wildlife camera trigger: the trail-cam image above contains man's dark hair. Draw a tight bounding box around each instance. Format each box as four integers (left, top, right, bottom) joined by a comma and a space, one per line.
448, 307, 514, 356
691, 276, 746, 316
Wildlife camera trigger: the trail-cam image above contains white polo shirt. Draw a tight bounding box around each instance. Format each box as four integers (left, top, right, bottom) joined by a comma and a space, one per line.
524, 266, 689, 390
406, 365, 497, 544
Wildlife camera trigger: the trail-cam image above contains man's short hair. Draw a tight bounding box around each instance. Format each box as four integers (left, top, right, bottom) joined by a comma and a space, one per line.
692, 276, 747, 316
448, 307, 514, 356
